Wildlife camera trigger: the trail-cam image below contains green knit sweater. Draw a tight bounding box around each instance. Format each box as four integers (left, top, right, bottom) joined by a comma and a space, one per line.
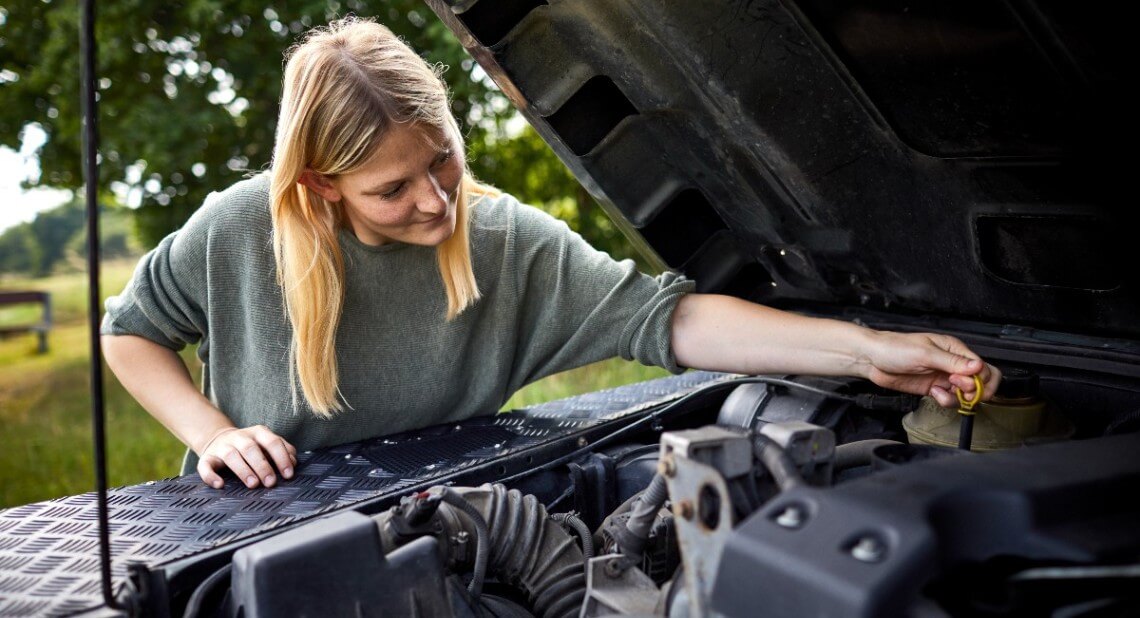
103, 174, 693, 473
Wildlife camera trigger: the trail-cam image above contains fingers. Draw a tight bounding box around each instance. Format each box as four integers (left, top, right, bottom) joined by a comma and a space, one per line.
948, 363, 1002, 400
224, 445, 266, 488
251, 426, 297, 480
197, 456, 227, 489
197, 425, 298, 488
924, 336, 983, 377
929, 385, 956, 408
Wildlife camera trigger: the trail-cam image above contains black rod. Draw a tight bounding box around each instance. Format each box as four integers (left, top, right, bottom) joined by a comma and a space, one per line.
958, 414, 975, 451
80, 0, 122, 610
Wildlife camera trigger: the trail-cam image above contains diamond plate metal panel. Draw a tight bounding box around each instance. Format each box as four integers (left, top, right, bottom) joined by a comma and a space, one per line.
0, 371, 731, 616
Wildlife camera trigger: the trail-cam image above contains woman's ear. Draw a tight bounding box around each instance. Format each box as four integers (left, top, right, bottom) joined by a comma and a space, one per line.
298, 170, 342, 203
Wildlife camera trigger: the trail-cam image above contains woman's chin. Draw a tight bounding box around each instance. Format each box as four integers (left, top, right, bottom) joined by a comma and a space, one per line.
418, 214, 457, 247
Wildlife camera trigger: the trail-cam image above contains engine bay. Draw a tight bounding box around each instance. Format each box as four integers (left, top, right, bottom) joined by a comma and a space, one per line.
189, 363, 1140, 618
3, 363, 1137, 617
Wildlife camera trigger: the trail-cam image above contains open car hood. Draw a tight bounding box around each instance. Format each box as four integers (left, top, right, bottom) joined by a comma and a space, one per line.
427, 0, 1134, 340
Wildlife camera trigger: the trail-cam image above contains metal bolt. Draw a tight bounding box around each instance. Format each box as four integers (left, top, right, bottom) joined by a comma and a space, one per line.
577, 437, 589, 447
604, 558, 625, 579
456, 531, 469, 544
774, 505, 805, 529
678, 500, 695, 520
850, 536, 886, 563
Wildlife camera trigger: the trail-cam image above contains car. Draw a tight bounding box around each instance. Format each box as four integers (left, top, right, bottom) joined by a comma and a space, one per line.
0, 1, 1135, 616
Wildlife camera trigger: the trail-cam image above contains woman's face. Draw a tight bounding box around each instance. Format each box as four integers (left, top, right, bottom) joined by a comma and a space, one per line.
309, 123, 465, 247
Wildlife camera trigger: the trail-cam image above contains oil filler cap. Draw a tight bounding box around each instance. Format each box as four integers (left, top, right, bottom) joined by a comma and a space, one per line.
996, 367, 1039, 400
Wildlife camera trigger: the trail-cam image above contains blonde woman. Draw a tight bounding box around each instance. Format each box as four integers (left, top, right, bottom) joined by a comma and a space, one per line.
102, 18, 999, 490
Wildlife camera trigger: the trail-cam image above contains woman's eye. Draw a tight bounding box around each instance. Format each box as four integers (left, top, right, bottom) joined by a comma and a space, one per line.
432, 150, 453, 167
380, 184, 404, 200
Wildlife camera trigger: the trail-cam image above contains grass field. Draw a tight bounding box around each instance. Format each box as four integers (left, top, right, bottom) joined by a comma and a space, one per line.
0, 263, 668, 508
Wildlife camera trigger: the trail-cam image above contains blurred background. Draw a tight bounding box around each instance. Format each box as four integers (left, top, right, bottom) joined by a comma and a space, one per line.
0, 1, 667, 508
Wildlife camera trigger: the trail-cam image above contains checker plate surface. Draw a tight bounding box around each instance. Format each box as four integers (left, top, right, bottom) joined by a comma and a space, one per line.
0, 371, 731, 616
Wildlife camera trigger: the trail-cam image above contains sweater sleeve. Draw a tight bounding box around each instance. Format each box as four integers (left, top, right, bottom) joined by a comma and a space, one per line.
101, 198, 214, 351
504, 197, 695, 385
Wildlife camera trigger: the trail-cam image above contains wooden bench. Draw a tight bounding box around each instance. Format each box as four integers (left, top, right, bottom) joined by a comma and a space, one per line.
0, 291, 52, 353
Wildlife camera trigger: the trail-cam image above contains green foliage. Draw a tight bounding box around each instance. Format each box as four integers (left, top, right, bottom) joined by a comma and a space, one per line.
0, 0, 639, 260
26, 199, 85, 274
0, 224, 39, 274
0, 199, 139, 277
0, 200, 85, 276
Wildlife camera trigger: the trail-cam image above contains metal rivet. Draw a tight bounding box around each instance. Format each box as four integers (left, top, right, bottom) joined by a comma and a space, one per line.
850, 536, 886, 563
774, 505, 805, 529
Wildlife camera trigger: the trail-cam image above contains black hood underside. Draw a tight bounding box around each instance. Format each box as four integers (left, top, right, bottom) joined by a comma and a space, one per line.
429, 0, 1135, 340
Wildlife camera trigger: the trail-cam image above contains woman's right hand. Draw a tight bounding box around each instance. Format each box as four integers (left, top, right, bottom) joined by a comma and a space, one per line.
101, 335, 299, 490
195, 425, 297, 489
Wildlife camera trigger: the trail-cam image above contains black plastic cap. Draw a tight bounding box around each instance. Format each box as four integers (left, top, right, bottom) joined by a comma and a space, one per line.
996, 367, 1040, 399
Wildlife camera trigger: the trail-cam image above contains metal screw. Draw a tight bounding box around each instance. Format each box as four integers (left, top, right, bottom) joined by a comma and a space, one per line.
774, 505, 805, 529
850, 536, 886, 563
577, 437, 589, 447
678, 500, 694, 520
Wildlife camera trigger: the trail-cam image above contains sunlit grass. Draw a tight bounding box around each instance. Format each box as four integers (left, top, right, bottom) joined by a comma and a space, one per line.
503, 361, 670, 410
1, 263, 673, 508
0, 260, 188, 507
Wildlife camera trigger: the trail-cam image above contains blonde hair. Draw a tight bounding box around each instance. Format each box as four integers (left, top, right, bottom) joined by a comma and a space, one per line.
271, 17, 485, 417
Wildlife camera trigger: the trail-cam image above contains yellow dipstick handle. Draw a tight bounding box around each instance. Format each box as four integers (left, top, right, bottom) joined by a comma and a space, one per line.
955, 375, 984, 416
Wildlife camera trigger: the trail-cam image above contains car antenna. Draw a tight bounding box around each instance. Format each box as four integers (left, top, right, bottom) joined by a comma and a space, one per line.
80, 0, 125, 610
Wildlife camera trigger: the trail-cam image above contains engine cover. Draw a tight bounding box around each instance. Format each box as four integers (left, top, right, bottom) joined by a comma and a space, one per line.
712, 432, 1140, 617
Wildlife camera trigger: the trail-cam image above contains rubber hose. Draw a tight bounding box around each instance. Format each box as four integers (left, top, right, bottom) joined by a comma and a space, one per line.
440, 488, 491, 599
449, 484, 587, 618
182, 563, 231, 618
754, 436, 805, 490
833, 439, 903, 471
620, 474, 668, 559
552, 513, 595, 559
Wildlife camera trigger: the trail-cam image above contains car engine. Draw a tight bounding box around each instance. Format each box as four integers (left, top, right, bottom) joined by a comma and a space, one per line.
189, 368, 1140, 618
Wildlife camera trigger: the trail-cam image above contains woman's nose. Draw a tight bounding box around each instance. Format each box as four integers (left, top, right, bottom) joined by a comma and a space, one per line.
416, 174, 448, 215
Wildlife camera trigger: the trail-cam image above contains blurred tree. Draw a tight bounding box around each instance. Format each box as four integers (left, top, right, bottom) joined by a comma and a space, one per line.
27, 198, 84, 275
0, 199, 137, 276
0, 0, 639, 261
0, 224, 40, 274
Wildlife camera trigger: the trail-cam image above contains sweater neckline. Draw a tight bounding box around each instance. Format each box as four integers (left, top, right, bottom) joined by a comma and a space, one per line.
337, 227, 414, 255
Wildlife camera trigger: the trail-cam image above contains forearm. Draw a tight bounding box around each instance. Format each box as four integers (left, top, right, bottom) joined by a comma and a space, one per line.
101, 334, 235, 453
670, 293, 877, 378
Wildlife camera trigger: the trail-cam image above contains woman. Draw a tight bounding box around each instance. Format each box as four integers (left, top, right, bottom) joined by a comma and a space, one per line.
102, 18, 999, 491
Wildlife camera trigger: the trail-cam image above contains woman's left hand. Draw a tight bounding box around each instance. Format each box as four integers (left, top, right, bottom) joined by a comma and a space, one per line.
861, 331, 1001, 408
